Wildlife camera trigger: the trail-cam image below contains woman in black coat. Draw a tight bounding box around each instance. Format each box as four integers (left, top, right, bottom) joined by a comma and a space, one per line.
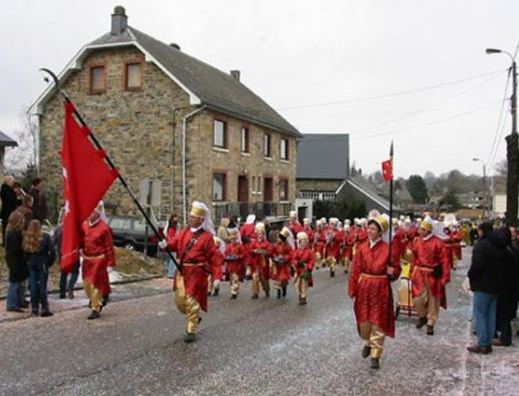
5, 211, 28, 312
494, 227, 519, 346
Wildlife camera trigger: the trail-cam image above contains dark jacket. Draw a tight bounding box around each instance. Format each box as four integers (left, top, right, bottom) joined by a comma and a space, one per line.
6, 229, 28, 282
29, 186, 47, 222
468, 231, 505, 294
0, 184, 19, 221
24, 233, 56, 270
495, 228, 519, 320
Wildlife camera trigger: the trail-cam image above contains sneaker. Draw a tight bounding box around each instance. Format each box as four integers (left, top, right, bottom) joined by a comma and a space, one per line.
67, 291, 74, 299
467, 345, 492, 354
370, 357, 380, 369
6, 308, 23, 313
184, 333, 196, 343
416, 317, 427, 329
31, 310, 39, 316
41, 311, 53, 317
492, 339, 511, 347
231, 294, 237, 299
426, 325, 434, 335
87, 311, 101, 320
362, 346, 371, 359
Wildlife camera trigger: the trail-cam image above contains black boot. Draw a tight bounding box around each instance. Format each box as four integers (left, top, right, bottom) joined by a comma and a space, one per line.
277, 289, 281, 299
330, 270, 335, 278
213, 288, 219, 296
282, 286, 287, 297
426, 325, 434, 335
87, 310, 100, 320
370, 357, 380, 369
362, 346, 371, 359
184, 333, 196, 343
416, 317, 427, 329
265, 289, 270, 298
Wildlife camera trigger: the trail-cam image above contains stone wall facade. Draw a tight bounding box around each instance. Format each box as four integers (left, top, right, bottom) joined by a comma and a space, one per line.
297, 179, 343, 193
38, 46, 297, 222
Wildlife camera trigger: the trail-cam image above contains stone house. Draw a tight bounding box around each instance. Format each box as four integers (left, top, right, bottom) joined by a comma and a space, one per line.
32, 7, 302, 223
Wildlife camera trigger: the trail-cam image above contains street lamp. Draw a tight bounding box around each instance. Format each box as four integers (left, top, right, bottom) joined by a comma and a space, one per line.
473, 158, 488, 218
486, 47, 518, 225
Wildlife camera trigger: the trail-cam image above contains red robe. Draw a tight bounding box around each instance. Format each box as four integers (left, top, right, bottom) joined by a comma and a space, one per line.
324, 228, 343, 260
314, 228, 325, 257
342, 231, 354, 261
224, 241, 246, 277
302, 225, 314, 245
248, 238, 272, 279
240, 223, 256, 244
288, 221, 303, 239
410, 235, 450, 309
81, 220, 115, 296
212, 249, 225, 281
348, 239, 401, 337
292, 247, 314, 285
271, 242, 293, 282
167, 228, 218, 312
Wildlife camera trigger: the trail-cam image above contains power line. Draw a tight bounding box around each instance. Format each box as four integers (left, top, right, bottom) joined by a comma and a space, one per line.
486, 70, 511, 168
275, 69, 505, 111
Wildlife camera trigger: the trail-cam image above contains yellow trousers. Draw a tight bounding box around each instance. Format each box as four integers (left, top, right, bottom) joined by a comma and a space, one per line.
326, 256, 337, 271
295, 276, 309, 299
413, 282, 440, 326
230, 273, 240, 296
83, 280, 103, 313
252, 272, 269, 296
174, 273, 201, 334
359, 322, 385, 358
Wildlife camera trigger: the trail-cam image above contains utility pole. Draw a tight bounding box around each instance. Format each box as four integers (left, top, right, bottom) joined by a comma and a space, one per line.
486, 49, 518, 225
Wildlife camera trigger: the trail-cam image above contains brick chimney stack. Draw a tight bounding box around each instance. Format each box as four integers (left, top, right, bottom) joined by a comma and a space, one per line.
111, 6, 128, 35
230, 70, 241, 82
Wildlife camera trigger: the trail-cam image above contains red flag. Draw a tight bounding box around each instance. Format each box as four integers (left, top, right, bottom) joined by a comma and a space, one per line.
60, 102, 118, 272
382, 159, 393, 181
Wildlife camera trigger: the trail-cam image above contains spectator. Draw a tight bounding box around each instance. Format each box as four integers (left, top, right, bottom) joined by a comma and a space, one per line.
217, 217, 230, 243
54, 222, 80, 299
467, 222, 504, 354
1, 176, 20, 245
14, 194, 34, 229
164, 213, 179, 278
5, 211, 28, 312
23, 220, 56, 317
494, 227, 519, 346
29, 177, 47, 222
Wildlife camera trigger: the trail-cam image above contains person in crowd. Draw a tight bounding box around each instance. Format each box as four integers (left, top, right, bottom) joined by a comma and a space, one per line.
248, 222, 272, 299
467, 222, 502, 354
208, 236, 225, 297
217, 217, 231, 243
5, 211, 28, 312
29, 177, 47, 222
80, 207, 116, 320
164, 213, 179, 278
494, 227, 519, 347
1, 175, 20, 246
224, 229, 246, 299
23, 219, 55, 317
292, 231, 314, 305
14, 194, 34, 229
348, 214, 401, 369
271, 227, 294, 299
53, 221, 80, 299
410, 217, 450, 336
161, 201, 219, 343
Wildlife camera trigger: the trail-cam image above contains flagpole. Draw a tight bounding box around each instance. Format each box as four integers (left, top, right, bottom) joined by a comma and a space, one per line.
388, 141, 394, 264
40, 68, 182, 273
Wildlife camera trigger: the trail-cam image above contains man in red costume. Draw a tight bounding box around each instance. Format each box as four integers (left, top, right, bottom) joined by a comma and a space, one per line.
224, 228, 246, 299
248, 222, 272, 298
80, 208, 115, 320
348, 214, 401, 369
292, 231, 314, 305
271, 227, 294, 298
410, 218, 450, 335
287, 210, 303, 238
324, 218, 343, 277
163, 201, 218, 343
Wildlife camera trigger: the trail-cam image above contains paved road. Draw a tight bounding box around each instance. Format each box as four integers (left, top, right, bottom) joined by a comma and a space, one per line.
1, 248, 518, 395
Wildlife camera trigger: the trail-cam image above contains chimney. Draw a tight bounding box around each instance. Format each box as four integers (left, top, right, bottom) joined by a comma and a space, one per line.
230, 70, 241, 82
169, 43, 181, 50
111, 6, 128, 35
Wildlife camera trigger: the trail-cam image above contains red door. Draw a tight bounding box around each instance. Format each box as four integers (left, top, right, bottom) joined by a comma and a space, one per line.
238, 176, 249, 203
263, 177, 273, 201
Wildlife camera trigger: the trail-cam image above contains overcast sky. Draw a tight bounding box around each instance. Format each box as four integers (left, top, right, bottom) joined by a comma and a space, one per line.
1, 0, 518, 178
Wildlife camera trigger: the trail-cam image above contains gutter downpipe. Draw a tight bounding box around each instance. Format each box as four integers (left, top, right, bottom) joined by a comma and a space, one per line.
182, 105, 206, 225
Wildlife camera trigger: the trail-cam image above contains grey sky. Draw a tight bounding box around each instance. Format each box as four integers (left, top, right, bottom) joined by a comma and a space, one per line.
1, 0, 518, 177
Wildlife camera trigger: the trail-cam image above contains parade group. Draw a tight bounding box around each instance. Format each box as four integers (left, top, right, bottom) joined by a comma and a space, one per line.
4, 181, 515, 370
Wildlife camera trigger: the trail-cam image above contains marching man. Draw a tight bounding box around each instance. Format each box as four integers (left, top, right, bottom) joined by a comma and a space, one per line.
348, 214, 401, 369
292, 231, 314, 305
80, 207, 116, 320
248, 222, 272, 299
161, 201, 218, 343
224, 229, 246, 299
271, 227, 294, 299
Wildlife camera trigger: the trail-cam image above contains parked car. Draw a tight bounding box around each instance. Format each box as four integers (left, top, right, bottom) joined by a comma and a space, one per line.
107, 216, 163, 256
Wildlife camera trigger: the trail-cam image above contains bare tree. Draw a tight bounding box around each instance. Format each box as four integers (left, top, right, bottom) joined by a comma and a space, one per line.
4, 110, 38, 173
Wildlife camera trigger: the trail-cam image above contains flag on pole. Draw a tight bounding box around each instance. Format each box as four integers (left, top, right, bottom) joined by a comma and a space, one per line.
60, 102, 118, 272
382, 159, 393, 181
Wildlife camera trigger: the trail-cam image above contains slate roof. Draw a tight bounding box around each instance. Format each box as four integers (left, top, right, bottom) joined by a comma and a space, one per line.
296, 134, 349, 179
35, 25, 301, 138
0, 131, 17, 147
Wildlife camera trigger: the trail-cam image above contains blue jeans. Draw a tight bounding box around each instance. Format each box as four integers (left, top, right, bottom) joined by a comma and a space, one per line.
28, 262, 49, 313
6, 282, 24, 310
472, 291, 497, 347
167, 255, 177, 278
59, 261, 80, 296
